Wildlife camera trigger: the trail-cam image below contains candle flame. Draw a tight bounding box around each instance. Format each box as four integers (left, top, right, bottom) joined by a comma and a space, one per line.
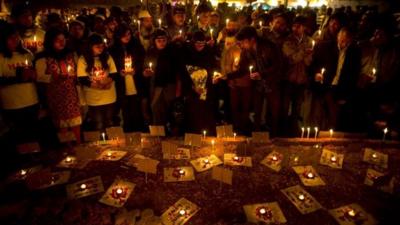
321, 68, 326, 75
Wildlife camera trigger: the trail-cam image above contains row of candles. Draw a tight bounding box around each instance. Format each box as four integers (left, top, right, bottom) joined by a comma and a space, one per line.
299, 127, 389, 141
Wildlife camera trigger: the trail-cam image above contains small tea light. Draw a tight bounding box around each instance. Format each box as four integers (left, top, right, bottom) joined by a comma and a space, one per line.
298, 194, 305, 201
179, 209, 186, 216
65, 156, 73, 163
306, 172, 314, 179
107, 152, 112, 157
20, 169, 27, 176
80, 183, 87, 190
348, 209, 356, 217
233, 133, 237, 140
179, 169, 185, 175
329, 129, 334, 138
233, 156, 239, 161
294, 157, 299, 162
204, 159, 210, 164
330, 155, 337, 162
116, 188, 123, 195
271, 155, 278, 161
203, 130, 207, 139
372, 153, 378, 159
259, 207, 266, 215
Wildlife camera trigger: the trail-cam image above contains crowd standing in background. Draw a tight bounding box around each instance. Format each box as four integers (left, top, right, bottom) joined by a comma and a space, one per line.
0, 1, 399, 148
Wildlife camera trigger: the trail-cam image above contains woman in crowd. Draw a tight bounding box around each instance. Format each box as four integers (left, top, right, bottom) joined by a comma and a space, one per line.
77, 33, 118, 132
109, 24, 146, 132
35, 28, 82, 143
0, 25, 39, 143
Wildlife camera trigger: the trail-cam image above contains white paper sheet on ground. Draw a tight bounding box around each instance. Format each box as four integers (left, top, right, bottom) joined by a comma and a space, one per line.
161, 198, 200, 225
66, 176, 104, 199
260, 151, 284, 172
329, 203, 377, 225
37, 171, 71, 189
97, 150, 127, 161
190, 155, 223, 172
292, 165, 326, 186
224, 153, 252, 167
363, 148, 388, 169
243, 202, 287, 224
164, 167, 195, 182
281, 185, 322, 214
320, 148, 344, 169
99, 179, 135, 208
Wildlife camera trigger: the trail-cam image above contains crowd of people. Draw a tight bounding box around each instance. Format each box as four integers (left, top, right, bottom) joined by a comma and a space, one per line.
0, 2, 399, 146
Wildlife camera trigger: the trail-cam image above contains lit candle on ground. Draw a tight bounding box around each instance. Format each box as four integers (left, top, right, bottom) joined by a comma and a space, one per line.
158, 18, 162, 28
101, 132, 106, 141
233, 133, 237, 140
33, 35, 37, 44
298, 194, 305, 201
307, 172, 314, 179
301, 127, 305, 138
312, 40, 315, 49
259, 207, 266, 215
65, 156, 72, 163
372, 153, 378, 159
294, 157, 299, 163
25, 59, 29, 67
107, 152, 112, 157
233, 156, 239, 161
314, 127, 318, 139
330, 155, 337, 162
249, 65, 254, 74
149, 62, 153, 70
116, 187, 123, 195
307, 127, 310, 139
179, 169, 185, 175
372, 67, 376, 76
204, 158, 210, 164
348, 209, 356, 217
20, 169, 27, 176
80, 183, 87, 190
329, 129, 334, 138
203, 130, 207, 139
179, 209, 186, 216
272, 155, 278, 161
383, 128, 388, 141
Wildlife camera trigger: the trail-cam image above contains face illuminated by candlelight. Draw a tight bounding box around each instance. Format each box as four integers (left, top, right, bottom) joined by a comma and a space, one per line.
80, 183, 87, 190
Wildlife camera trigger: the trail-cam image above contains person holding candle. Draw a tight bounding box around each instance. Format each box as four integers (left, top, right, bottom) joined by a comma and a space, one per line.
109, 24, 146, 132
0, 24, 39, 144
67, 20, 88, 57
281, 16, 313, 135
137, 10, 154, 52
166, 6, 188, 44
189, 4, 212, 38
11, 4, 45, 54
310, 27, 360, 131
77, 34, 118, 132
35, 28, 82, 144
233, 26, 284, 137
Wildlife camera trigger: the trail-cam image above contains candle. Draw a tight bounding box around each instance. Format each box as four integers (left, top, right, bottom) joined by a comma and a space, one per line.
233, 132, 237, 140
203, 130, 207, 139
383, 127, 388, 141
24, 59, 29, 67
372, 67, 376, 76
272, 155, 278, 161
372, 153, 378, 159
317, 29, 322, 36
137, 20, 141, 31
210, 28, 213, 38
312, 40, 315, 49
330, 155, 337, 162
298, 194, 305, 201
329, 129, 333, 138
33, 35, 37, 44
259, 21, 263, 27
301, 127, 305, 138
259, 207, 266, 215
107, 152, 112, 157
116, 187, 123, 195
306, 172, 314, 179
233, 156, 239, 161
158, 18, 162, 28
20, 169, 27, 176
65, 156, 72, 163
179, 169, 185, 175
179, 29, 182, 36
101, 132, 106, 141
306, 127, 310, 139
294, 156, 299, 163
226, 18, 230, 24
249, 65, 254, 74
348, 209, 356, 217
314, 127, 318, 139
320, 67, 325, 84
124, 55, 133, 72
80, 183, 87, 190
179, 209, 186, 216
103, 38, 107, 44
234, 57, 239, 66
148, 62, 153, 70
204, 158, 210, 164
67, 65, 72, 74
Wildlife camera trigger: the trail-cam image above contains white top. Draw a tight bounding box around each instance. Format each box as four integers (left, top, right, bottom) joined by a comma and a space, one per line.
77, 55, 117, 106
0, 52, 38, 110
